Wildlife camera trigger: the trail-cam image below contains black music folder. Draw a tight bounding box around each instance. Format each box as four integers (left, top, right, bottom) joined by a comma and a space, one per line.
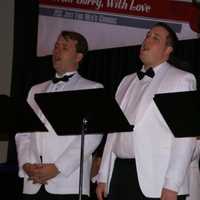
154, 90, 200, 137
34, 88, 134, 135
0, 95, 47, 133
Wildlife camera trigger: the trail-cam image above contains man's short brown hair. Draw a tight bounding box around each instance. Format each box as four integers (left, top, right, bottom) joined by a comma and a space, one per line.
61, 31, 88, 56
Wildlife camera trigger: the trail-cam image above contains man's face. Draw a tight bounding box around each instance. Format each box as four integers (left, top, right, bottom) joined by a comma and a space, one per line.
52, 35, 82, 75
139, 26, 172, 68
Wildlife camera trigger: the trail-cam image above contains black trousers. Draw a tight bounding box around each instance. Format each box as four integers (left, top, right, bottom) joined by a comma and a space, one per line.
108, 158, 187, 200
22, 185, 90, 200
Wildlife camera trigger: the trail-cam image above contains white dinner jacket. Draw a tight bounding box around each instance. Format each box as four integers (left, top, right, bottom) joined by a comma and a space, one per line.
15, 73, 103, 195
98, 62, 197, 198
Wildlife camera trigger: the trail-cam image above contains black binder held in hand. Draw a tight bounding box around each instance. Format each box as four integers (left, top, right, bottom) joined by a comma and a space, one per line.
34, 88, 134, 135
154, 90, 200, 138
0, 95, 47, 133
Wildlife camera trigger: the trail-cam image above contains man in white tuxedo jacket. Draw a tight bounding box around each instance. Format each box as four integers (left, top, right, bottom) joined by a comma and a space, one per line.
96, 22, 197, 200
15, 31, 103, 200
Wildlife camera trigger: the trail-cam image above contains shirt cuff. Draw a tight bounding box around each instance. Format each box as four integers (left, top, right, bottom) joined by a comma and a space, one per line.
163, 178, 179, 192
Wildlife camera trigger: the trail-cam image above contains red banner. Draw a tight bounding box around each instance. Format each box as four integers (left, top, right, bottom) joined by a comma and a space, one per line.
39, 0, 200, 33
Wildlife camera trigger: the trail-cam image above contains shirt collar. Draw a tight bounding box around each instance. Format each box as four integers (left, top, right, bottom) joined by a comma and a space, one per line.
55, 71, 77, 78
142, 61, 167, 75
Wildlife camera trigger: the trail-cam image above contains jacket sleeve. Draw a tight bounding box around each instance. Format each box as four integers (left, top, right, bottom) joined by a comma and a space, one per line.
163, 73, 197, 192
164, 137, 196, 192
96, 133, 117, 183
15, 86, 42, 178
15, 131, 44, 178
96, 76, 130, 184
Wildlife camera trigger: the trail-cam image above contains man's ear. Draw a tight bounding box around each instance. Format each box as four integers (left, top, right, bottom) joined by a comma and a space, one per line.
76, 53, 84, 63
165, 46, 173, 57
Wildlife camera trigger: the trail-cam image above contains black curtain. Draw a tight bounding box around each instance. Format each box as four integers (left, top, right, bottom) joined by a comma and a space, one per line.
11, 37, 200, 102
11, 0, 39, 101
7, 0, 39, 165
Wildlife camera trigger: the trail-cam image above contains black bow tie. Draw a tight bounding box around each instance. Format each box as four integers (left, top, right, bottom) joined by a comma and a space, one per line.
52, 74, 74, 83
136, 68, 155, 80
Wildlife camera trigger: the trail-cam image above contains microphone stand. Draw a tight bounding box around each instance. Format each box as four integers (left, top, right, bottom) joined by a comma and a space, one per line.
79, 118, 88, 200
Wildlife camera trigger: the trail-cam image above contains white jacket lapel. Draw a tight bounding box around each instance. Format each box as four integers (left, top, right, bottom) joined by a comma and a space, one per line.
135, 63, 170, 124
116, 74, 138, 110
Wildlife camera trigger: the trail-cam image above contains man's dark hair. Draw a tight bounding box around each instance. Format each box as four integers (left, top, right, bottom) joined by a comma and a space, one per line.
153, 22, 178, 52
61, 31, 88, 56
